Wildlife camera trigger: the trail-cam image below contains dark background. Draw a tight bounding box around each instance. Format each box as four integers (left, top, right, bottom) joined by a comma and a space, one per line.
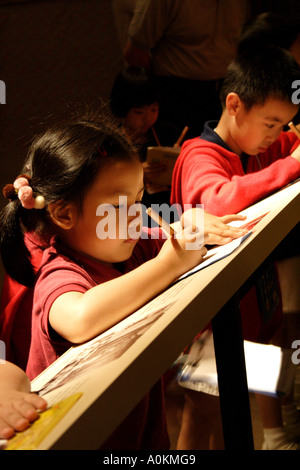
0, 0, 123, 288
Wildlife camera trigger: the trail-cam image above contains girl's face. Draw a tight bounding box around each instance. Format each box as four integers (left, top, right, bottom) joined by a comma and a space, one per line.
124, 102, 159, 137
230, 97, 299, 156
66, 158, 145, 265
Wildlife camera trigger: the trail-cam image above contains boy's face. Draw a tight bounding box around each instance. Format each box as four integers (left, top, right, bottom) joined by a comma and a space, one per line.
230, 97, 299, 156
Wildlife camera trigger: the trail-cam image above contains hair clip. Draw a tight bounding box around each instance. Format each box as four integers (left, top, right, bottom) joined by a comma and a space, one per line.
2, 174, 46, 210
97, 145, 108, 157
2, 183, 18, 201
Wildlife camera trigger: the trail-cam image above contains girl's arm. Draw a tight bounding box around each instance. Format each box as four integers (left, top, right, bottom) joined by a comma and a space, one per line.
0, 362, 47, 439
49, 228, 207, 344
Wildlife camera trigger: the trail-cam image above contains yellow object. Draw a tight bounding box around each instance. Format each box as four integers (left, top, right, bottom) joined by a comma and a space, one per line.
5, 392, 82, 450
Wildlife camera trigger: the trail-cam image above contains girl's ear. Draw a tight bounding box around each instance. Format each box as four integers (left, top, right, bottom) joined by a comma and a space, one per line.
226, 92, 242, 116
48, 202, 76, 230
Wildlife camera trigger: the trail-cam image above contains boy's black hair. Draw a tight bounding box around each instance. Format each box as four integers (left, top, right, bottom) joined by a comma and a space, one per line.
219, 45, 300, 110
110, 66, 161, 118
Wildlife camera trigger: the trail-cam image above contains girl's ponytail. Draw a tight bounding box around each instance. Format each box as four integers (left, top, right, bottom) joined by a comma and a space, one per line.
1, 174, 46, 287
0, 201, 35, 287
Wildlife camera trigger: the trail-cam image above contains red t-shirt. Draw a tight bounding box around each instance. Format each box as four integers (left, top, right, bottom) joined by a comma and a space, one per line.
171, 129, 300, 215
26, 230, 169, 450
0, 234, 45, 369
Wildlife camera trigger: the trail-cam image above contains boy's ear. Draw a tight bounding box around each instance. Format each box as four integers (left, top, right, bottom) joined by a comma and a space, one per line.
48, 202, 76, 230
226, 93, 242, 116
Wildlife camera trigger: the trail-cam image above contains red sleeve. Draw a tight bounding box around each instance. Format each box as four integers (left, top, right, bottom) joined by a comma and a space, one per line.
171, 133, 300, 216
34, 258, 96, 337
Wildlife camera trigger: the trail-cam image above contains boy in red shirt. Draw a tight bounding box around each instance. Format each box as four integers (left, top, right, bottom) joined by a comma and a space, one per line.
171, 47, 300, 214
171, 45, 300, 450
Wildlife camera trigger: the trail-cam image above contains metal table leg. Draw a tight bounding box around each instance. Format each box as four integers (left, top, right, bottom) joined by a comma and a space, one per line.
212, 295, 254, 450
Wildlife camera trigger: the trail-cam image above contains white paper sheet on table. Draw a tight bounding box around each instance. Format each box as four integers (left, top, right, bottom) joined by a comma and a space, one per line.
179, 231, 252, 280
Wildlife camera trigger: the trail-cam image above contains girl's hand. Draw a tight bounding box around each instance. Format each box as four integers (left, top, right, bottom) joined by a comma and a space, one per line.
180, 208, 249, 246
0, 389, 47, 439
158, 224, 207, 279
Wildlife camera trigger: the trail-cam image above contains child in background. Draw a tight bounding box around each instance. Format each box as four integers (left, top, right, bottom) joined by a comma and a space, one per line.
237, 12, 300, 68
171, 45, 300, 450
0, 112, 246, 449
0, 360, 47, 439
110, 66, 180, 215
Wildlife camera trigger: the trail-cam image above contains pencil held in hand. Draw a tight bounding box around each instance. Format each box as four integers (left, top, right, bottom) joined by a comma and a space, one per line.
174, 126, 189, 148
146, 207, 175, 237
151, 127, 161, 146
146, 207, 204, 250
288, 121, 300, 139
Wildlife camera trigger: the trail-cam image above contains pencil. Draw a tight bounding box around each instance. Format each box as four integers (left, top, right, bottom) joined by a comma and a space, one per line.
146, 207, 176, 237
174, 126, 189, 147
151, 126, 161, 146
288, 121, 300, 139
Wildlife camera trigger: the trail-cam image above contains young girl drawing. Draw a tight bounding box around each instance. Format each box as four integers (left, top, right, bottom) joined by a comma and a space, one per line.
0, 113, 246, 449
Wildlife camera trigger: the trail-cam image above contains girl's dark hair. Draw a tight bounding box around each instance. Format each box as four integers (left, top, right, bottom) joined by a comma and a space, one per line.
219, 44, 300, 110
110, 66, 161, 118
0, 112, 138, 287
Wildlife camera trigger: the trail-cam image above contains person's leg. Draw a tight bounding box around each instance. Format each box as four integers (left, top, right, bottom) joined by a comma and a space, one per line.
276, 256, 300, 441
177, 390, 224, 450
257, 255, 300, 449
276, 256, 300, 348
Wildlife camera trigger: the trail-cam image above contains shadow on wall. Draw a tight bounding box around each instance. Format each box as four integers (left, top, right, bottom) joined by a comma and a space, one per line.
0, 0, 123, 289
